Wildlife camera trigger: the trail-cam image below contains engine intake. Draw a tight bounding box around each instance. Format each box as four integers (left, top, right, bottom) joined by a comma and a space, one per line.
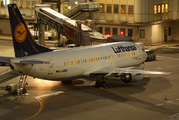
121, 73, 144, 83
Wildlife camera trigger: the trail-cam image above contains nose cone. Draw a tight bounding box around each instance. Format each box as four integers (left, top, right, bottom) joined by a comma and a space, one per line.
142, 52, 147, 61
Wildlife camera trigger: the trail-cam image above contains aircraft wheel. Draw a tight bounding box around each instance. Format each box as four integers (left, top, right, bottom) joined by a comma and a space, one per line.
0, 62, 5, 66
95, 80, 100, 88
68, 80, 72, 85
62, 80, 72, 85
101, 81, 106, 88
153, 55, 156, 60
14, 91, 17, 95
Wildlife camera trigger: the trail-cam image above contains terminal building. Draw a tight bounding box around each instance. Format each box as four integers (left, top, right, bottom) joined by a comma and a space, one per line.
0, 0, 179, 45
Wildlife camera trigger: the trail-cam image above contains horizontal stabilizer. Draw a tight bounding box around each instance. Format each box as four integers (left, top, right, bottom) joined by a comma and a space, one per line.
0, 56, 14, 63
0, 70, 19, 84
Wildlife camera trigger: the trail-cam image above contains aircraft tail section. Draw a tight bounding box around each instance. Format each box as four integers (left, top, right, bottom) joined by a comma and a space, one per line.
8, 4, 53, 58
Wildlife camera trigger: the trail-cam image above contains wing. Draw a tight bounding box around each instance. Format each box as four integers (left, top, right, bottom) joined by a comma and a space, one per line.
0, 56, 14, 63
89, 66, 172, 77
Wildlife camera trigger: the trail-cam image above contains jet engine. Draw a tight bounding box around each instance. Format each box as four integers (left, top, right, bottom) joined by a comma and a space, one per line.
121, 73, 144, 83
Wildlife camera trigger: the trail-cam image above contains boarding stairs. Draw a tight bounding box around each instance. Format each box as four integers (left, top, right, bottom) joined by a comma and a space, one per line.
35, 2, 106, 46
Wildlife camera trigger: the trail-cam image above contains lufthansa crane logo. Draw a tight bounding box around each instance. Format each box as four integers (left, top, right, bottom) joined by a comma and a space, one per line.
14, 23, 27, 43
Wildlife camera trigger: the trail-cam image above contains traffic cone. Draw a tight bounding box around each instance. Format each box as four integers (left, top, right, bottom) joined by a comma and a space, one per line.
145, 81, 147, 85
165, 95, 167, 100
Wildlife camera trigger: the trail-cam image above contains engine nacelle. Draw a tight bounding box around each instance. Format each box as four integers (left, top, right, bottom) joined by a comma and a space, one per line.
121, 73, 144, 83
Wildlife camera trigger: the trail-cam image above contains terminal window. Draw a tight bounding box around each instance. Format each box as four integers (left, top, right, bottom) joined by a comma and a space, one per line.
114, 4, 119, 13
19, 0, 24, 8
154, 5, 157, 14
128, 29, 133, 37
26, 1, 30, 9
98, 27, 103, 34
128, 5, 134, 14
0, 0, 5, 7
169, 27, 171, 36
113, 28, 118, 35
165, 4, 169, 12
162, 4, 165, 13
105, 27, 110, 34
140, 29, 145, 38
107, 4, 112, 13
100, 4, 104, 13
121, 5, 126, 14
158, 5, 161, 13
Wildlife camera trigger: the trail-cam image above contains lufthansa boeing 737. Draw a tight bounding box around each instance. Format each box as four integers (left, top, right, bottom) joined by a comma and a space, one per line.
0, 4, 171, 88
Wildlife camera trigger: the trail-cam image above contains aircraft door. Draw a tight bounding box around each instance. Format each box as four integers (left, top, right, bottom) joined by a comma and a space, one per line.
48, 59, 54, 74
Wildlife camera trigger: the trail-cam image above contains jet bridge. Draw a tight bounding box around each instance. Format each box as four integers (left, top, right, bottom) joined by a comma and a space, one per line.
64, 2, 100, 18
35, 3, 106, 46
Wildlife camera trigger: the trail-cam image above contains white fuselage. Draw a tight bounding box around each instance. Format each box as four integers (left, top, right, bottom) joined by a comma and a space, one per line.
10, 42, 147, 81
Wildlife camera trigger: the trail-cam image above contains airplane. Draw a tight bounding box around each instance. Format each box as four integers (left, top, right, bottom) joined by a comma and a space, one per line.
0, 4, 171, 88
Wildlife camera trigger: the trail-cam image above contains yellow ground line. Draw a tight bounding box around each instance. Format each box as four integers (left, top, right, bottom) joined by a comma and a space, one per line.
24, 97, 44, 120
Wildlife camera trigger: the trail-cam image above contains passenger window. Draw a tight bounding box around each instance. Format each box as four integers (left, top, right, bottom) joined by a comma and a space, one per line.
83, 60, 85, 63
78, 60, 80, 64
117, 55, 118, 57
69, 62, 71, 65
73, 61, 75, 64
80, 60, 82, 63
76, 61, 78, 64
98, 57, 100, 60
91, 58, 93, 62
107, 56, 109, 59
94, 58, 95, 61
71, 62, 73, 65
64, 63, 66, 66
101, 57, 102, 60
89, 59, 91, 62
85, 59, 87, 63
105, 56, 107, 59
